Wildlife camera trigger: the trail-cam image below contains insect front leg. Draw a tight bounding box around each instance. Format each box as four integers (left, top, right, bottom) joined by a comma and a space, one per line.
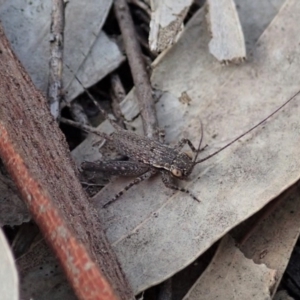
160, 171, 200, 203
103, 167, 157, 208
175, 138, 207, 153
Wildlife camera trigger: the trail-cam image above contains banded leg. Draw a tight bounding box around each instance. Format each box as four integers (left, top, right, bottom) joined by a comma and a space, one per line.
103, 168, 157, 208
161, 171, 200, 203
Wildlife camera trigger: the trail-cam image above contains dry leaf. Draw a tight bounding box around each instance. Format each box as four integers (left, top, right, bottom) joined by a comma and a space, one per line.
71, 121, 115, 165
237, 183, 300, 295
0, 229, 19, 300
149, 0, 193, 52
207, 0, 246, 63
90, 0, 296, 293
0, 0, 124, 102
21, 0, 293, 296
183, 235, 276, 299
190, 183, 300, 298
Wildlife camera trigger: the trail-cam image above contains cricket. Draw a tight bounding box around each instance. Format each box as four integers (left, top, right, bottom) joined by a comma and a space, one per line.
61, 88, 300, 208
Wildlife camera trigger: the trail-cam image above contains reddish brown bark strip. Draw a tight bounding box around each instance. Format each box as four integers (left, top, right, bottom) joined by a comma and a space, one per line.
0, 124, 118, 300
0, 24, 133, 299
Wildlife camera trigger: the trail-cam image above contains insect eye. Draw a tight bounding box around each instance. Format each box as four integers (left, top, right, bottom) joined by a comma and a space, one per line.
171, 169, 182, 177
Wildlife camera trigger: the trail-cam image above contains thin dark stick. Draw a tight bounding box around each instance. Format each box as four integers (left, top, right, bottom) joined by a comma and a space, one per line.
114, 0, 159, 140
197, 90, 300, 164
48, 0, 65, 120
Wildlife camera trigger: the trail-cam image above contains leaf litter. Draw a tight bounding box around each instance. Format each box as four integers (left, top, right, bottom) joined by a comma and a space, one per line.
237, 183, 300, 296
15, 0, 300, 297
185, 181, 300, 298
0, 0, 123, 226
88, 0, 300, 293
0, 0, 123, 102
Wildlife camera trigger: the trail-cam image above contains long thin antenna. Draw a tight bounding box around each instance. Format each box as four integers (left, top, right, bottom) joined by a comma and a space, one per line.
60, 117, 112, 141
196, 89, 300, 164
192, 120, 204, 164
64, 64, 118, 129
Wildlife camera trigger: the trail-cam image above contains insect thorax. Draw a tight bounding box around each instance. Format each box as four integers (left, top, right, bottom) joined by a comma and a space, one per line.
112, 130, 193, 177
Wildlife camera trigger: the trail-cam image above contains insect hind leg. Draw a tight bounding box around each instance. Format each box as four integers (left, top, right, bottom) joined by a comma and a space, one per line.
103, 168, 157, 208
161, 171, 200, 203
